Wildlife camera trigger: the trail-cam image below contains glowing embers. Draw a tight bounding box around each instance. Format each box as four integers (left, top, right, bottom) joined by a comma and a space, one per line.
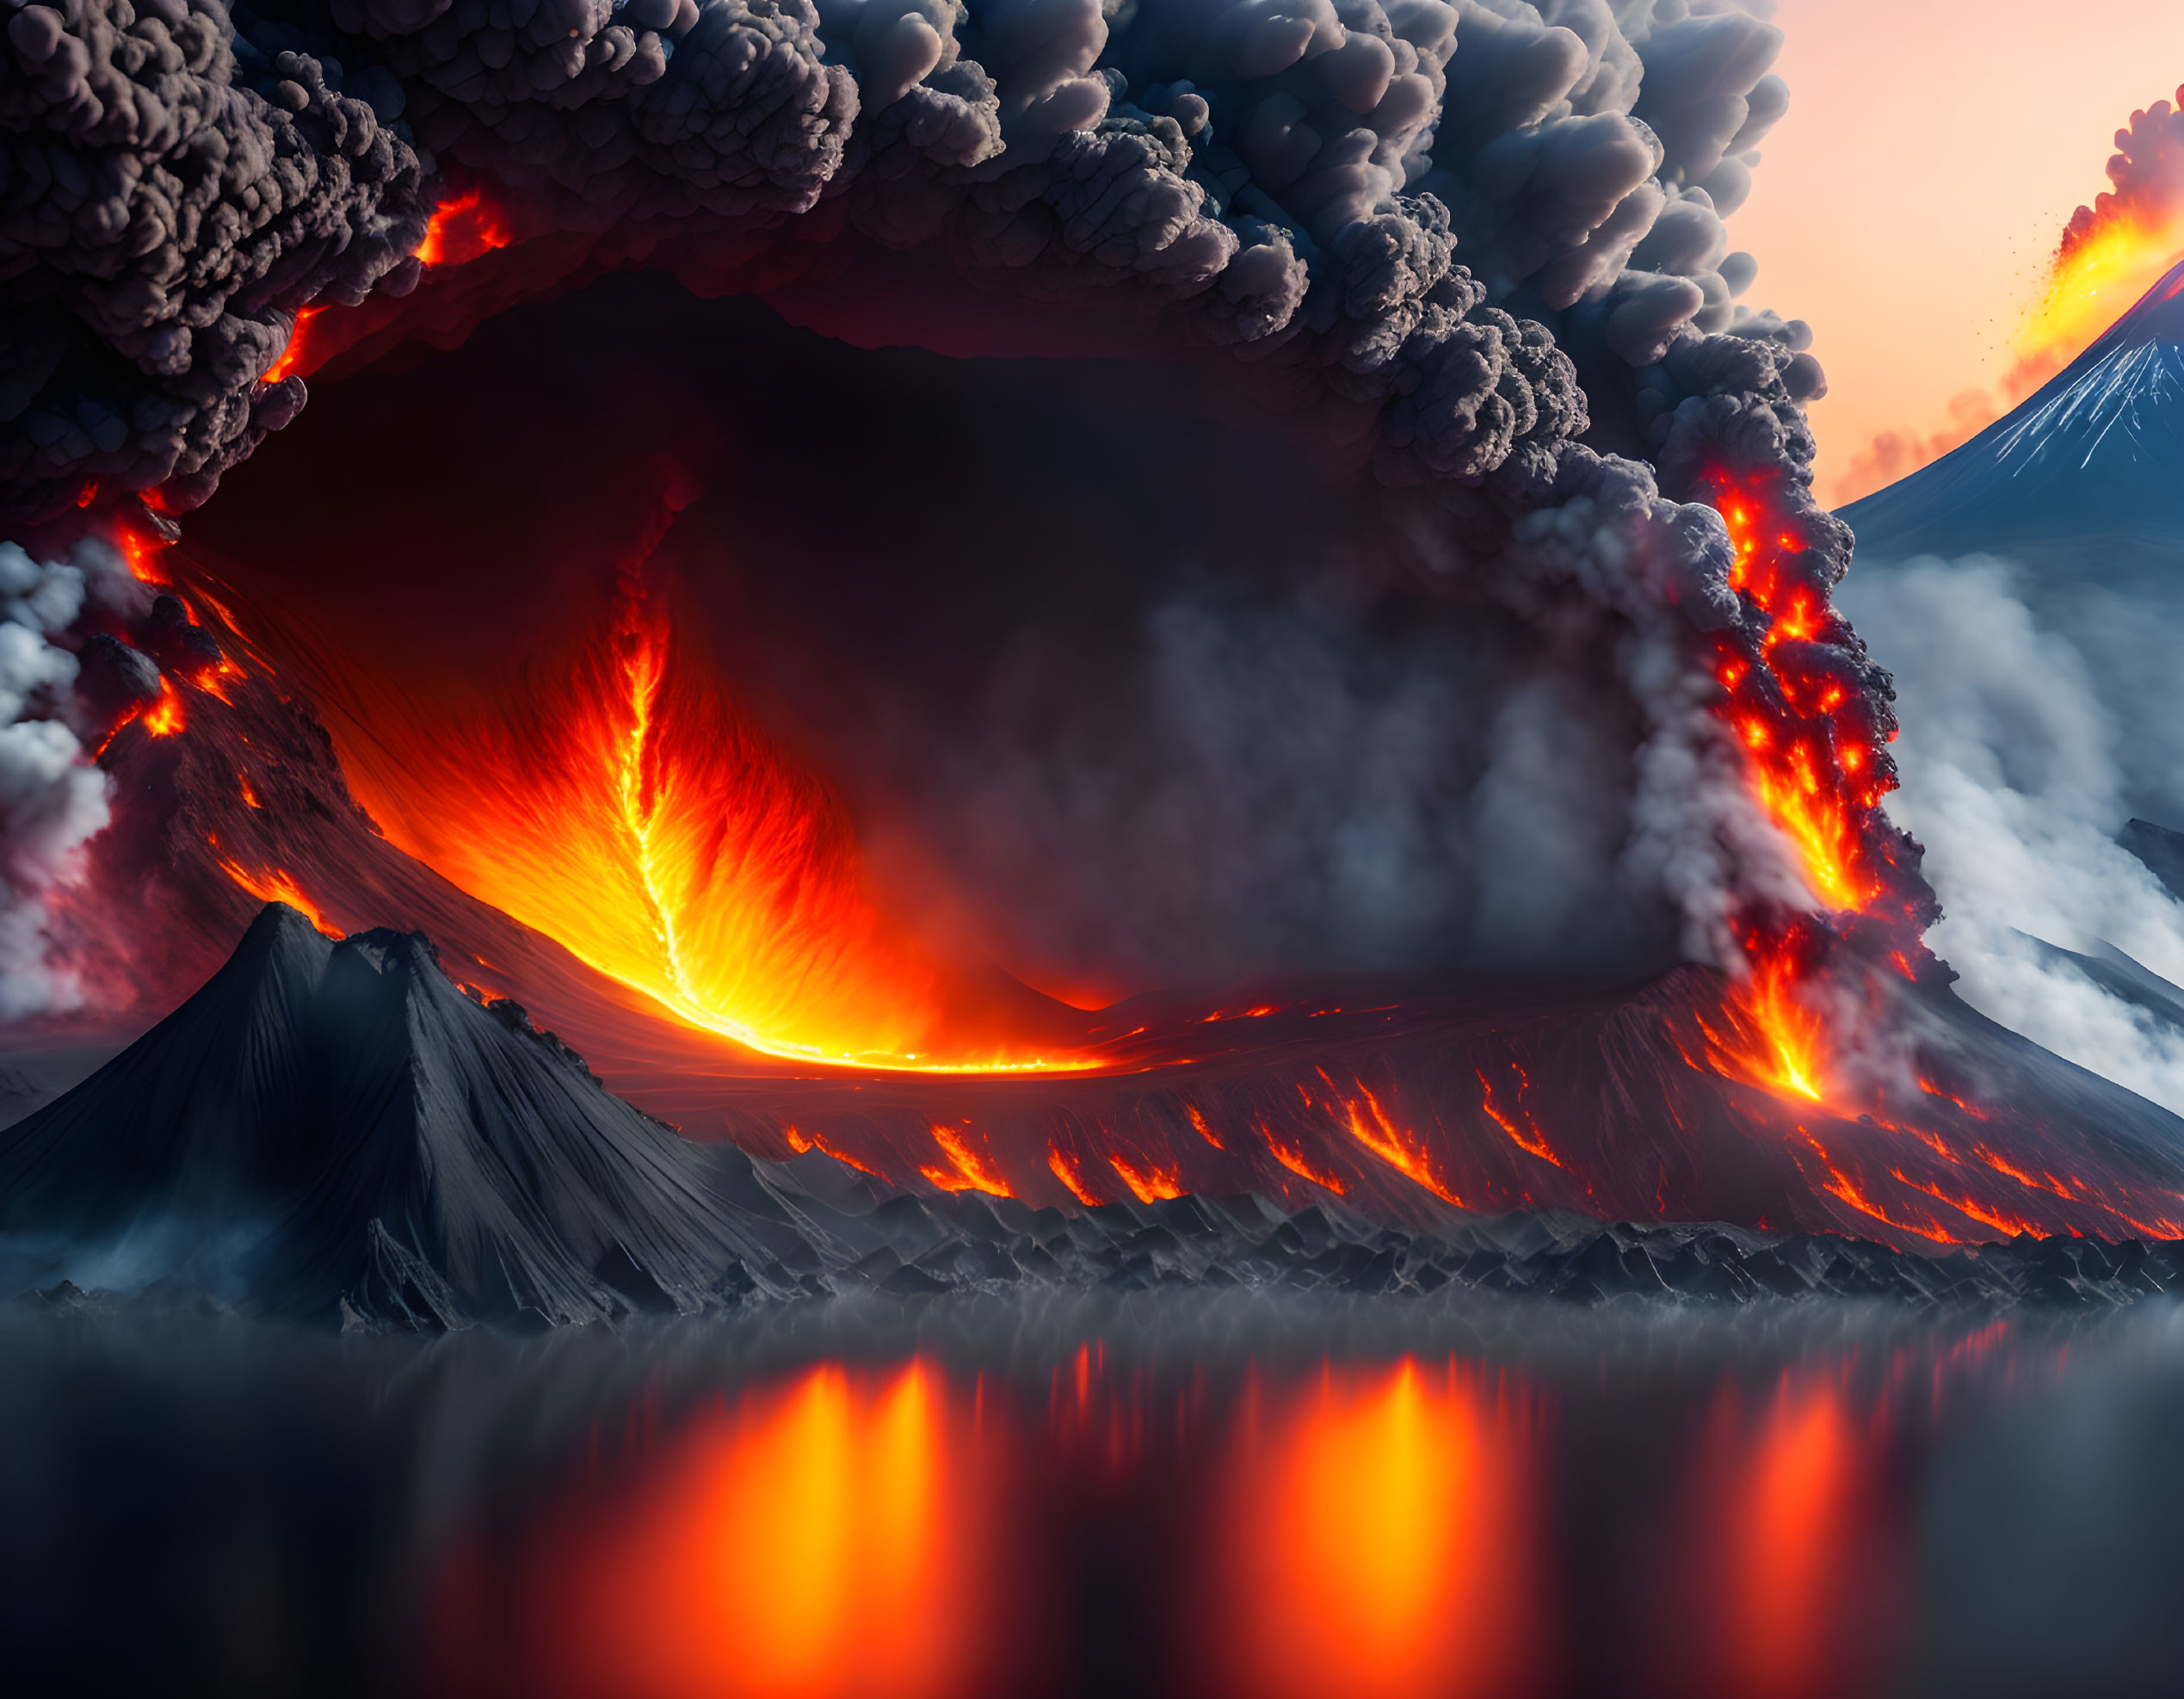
1700, 469, 1937, 1109
1708, 471, 1898, 926
412, 185, 512, 269
336, 565, 1086, 1072
1212, 1359, 1545, 1699
470, 1362, 1007, 1699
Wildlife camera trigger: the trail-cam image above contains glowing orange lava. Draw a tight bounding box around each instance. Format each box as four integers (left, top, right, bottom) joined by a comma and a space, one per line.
325, 553, 1089, 1072
1108, 1149, 1183, 1203
262, 306, 323, 384
414, 186, 512, 268
1046, 1146, 1102, 1205
1702, 470, 1934, 1105
213, 850, 343, 938
1323, 1072, 1464, 1203
921, 1123, 1013, 1196
120, 527, 170, 584
2020, 201, 2184, 377
1697, 935, 1826, 1103
1266, 1130, 1348, 1195
1473, 1066, 1562, 1168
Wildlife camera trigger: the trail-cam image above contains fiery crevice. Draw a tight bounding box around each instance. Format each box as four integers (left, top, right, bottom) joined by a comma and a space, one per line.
1703, 471, 1933, 1108
316, 538, 1095, 1073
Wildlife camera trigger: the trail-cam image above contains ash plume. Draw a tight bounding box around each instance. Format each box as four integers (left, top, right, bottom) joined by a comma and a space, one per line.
3, 0, 1933, 1006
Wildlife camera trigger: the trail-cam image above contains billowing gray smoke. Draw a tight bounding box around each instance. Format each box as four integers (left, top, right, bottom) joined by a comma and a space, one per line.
1, 0, 1932, 1005
1, 0, 430, 512
3, 0, 1809, 516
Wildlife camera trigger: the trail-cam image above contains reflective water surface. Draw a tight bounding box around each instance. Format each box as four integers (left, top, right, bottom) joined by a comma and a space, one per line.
3, 1294, 2179, 1697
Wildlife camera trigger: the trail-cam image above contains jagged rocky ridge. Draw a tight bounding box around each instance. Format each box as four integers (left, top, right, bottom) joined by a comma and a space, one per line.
4, 900, 2183, 1327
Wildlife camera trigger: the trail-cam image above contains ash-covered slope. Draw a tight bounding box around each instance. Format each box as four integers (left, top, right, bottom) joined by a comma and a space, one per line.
16, 909, 2184, 1326
0, 905, 848, 1327
62, 615, 2184, 1258
1842, 257, 2184, 575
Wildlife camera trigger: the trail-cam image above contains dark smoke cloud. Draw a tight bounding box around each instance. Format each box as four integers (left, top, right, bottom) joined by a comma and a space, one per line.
4, 0, 1799, 520
3, 0, 1931, 1004
2, 0, 431, 515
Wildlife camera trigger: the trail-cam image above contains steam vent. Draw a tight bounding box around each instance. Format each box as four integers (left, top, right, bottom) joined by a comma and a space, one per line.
9, 5, 2184, 1695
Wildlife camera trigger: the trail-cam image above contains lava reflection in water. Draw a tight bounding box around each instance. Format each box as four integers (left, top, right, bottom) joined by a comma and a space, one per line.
434, 1361, 1012, 1699
1638, 1367, 1905, 1699
1212, 1359, 1547, 1699
421, 1326, 2049, 1699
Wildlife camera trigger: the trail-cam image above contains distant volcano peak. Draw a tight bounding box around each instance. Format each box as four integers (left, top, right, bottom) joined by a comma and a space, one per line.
1843, 256, 2184, 567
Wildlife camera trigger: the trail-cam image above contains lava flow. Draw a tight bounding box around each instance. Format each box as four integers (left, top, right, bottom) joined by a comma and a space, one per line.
1703, 470, 1934, 1104
411, 186, 512, 269
309, 541, 1088, 1073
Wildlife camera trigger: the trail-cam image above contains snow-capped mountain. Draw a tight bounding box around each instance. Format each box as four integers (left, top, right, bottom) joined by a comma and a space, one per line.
1844, 256, 2184, 574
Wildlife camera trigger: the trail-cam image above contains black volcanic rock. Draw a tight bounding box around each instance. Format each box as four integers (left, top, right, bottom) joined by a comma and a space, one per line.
0, 906, 843, 1328
141, 594, 225, 676
2122, 819, 2184, 905
11, 906, 2184, 1328
72, 634, 165, 723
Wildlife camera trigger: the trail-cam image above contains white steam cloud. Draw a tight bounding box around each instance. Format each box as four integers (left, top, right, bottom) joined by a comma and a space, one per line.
0, 543, 111, 1021
1841, 553, 2184, 1111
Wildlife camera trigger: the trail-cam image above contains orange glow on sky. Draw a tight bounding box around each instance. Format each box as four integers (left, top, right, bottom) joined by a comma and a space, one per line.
1733, 2, 2184, 503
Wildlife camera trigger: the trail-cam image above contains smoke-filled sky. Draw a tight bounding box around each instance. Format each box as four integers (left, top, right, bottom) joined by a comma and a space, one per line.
1736, 0, 2184, 503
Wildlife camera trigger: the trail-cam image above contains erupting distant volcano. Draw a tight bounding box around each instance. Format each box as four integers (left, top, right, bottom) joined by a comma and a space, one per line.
1844, 251, 2184, 572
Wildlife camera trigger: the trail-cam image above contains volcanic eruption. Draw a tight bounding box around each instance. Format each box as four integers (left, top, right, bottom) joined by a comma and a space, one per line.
8, 0, 2184, 1310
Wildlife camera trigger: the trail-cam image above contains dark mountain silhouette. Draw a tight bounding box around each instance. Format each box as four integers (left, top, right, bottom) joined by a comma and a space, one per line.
0, 905, 854, 1328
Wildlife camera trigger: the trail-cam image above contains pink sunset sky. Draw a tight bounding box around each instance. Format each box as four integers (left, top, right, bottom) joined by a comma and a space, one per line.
1731, 0, 2184, 505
